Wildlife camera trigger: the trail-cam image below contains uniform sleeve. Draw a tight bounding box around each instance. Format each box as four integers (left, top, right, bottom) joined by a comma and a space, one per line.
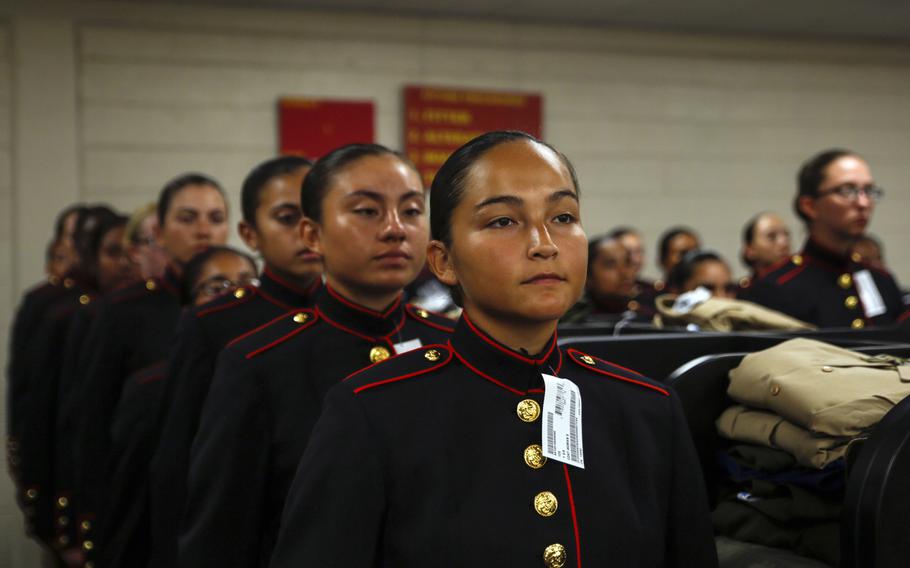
178, 349, 270, 568
665, 392, 718, 567
269, 384, 386, 568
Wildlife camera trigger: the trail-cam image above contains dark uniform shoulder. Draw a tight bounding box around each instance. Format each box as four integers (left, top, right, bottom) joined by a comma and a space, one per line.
194, 286, 258, 318
344, 344, 453, 395
224, 308, 318, 360
754, 254, 806, 286
405, 304, 455, 332
109, 278, 173, 304
565, 348, 669, 397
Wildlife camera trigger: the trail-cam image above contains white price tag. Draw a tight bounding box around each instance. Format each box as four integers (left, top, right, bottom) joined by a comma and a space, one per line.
854, 270, 886, 318
392, 338, 422, 354
541, 374, 584, 469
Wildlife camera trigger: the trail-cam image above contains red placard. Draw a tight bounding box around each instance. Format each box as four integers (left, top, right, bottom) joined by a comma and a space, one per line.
279, 98, 375, 159
404, 86, 543, 186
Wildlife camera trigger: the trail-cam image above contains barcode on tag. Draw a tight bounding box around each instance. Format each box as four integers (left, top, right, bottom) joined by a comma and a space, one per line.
541, 374, 584, 469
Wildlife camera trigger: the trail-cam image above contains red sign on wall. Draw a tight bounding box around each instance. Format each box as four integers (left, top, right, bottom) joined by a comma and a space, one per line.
404, 86, 543, 187
279, 98, 375, 159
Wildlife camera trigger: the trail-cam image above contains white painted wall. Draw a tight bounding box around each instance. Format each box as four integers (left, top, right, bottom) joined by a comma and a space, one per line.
2, 1, 910, 565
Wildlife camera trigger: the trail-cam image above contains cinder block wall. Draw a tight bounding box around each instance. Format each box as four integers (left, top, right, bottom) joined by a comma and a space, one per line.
2, 2, 910, 564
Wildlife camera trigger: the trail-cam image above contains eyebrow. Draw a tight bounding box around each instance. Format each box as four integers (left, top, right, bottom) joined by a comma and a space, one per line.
346, 189, 425, 202
475, 189, 578, 210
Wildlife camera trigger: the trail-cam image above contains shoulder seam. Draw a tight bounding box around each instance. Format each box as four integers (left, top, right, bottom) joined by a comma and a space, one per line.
405, 305, 455, 332
245, 311, 319, 359
351, 344, 453, 395
566, 348, 668, 396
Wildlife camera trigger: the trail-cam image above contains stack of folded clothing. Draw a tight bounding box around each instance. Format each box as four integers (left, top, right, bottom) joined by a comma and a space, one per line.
713, 338, 910, 566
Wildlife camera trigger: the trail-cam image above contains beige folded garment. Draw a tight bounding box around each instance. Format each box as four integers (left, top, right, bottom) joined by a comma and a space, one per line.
717, 405, 849, 469
728, 338, 910, 437
654, 294, 814, 332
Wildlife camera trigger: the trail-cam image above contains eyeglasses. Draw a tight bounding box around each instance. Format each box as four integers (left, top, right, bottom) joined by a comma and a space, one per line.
193, 276, 260, 300
816, 184, 884, 202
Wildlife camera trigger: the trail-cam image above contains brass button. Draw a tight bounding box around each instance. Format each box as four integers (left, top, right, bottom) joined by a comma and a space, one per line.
534, 491, 558, 517
653, 280, 665, 291
424, 349, 441, 362
739, 277, 751, 288
80, 520, 92, 532
416, 308, 429, 318
627, 300, 640, 311
79, 294, 90, 305
83, 540, 94, 551
292, 312, 308, 324
838, 274, 852, 289
791, 254, 803, 266
25, 488, 37, 500
543, 543, 567, 568
524, 444, 547, 469
851, 252, 862, 263
63, 278, 75, 289
233, 288, 246, 299
57, 535, 70, 546
57, 496, 69, 508
57, 515, 69, 527
516, 399, 541, 423
579, 354, 595, 365
852, 318, 865, 329
145, 279, 157, 291
369, 346, 391, 363
770, 384, 781, 396
845, 296, 859, 309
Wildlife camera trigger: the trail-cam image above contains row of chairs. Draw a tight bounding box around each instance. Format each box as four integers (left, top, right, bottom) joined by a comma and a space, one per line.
557, 319, 910, 568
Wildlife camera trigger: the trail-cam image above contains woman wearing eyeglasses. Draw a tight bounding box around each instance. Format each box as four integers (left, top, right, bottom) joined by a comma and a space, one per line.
742, 149, 909, 328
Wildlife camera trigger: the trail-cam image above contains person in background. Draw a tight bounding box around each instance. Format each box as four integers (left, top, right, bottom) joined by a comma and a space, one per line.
667, 250, 737, 299
657, 226, 701, 290
179, 144, 453, 568
739, 212, 791, 288
149, 155, 322, 568
742, 149, 908, 328
562, 233, 643, 322
72, 173, 229, 565
46, 236, 77, 283
852, 234, 884, 269
100, 245, 258, 568
608, 226, 660, 317
124, 203, 171, 282
269, 130, 717, 568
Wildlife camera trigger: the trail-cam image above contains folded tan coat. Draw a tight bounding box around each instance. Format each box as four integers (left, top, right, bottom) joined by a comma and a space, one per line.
717, 405, 848, 469
654, 295, 815, 332
728, 338, 910, 437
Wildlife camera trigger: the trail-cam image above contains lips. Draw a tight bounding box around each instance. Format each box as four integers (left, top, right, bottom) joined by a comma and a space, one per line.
375, 250, 411, 260
297, 250, 322, 262
522, 273, 567, 284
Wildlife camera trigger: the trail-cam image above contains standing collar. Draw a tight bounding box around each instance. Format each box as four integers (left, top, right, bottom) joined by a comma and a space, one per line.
259, 267, 320, 309
316, 284, 406, 340
449, 312, 562, 395
802, 238, 853, 272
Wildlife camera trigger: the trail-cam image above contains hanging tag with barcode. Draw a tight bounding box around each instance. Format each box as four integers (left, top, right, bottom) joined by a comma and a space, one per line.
541, 374, 585, 469
853, 270, 887, 318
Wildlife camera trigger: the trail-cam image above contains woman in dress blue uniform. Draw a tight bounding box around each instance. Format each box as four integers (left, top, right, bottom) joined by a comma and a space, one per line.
270, 131, 718, 568
742, 149, 909, 328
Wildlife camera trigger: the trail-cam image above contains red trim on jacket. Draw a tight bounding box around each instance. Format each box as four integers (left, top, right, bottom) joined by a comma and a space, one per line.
451, 346, 525, 396
196, 287, 257, 317
263, 266, 320, 297
405, 305, 455, 333
776, 265, 806, 285
567, 349, 668, 396
897, 309, 910, 324
316, 307, 406, 344
225, 310, 309, 349
462, 312, 557, 366
563, 464, 582, 568
352, 346, 453, 394
244, 315, 317, 359
325, 284, 402, 318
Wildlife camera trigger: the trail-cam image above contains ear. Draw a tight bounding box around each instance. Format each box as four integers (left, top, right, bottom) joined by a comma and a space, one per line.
301, 218, 323, 255
743, 244, 755, 264
238, 220, 259, 252
798, 195, 818, 223
426, 240, 458, 287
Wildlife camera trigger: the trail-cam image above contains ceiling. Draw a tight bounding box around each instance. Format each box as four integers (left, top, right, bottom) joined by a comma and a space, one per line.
115, 0, 910, 42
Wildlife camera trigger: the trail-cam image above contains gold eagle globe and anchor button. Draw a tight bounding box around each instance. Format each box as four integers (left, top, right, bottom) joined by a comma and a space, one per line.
543, 543, 567, 568
516, 399, 541, 423
523, 444, 547, 469
424, 349, 441, 362
852, 319, 865, 329
534, 491, 558, 517
233, 288, 247, 299
292, 312, 309, 324
369, 345, 391, 364
838, 273, 853, 289
844, 296, 859, 309
145, 279, 157, 291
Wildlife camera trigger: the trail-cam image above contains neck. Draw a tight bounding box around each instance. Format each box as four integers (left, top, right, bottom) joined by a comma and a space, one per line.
463, 305, 556, 356
809, 226, 854, 257
264, 264, 317, 294
325, 276, 401, 314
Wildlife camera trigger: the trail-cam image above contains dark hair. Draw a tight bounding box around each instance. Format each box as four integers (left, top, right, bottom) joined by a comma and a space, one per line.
658, 226, 700, 265
181, 245, 257, 305
586, 234, 619, 276
157, 173, 226, 226
242, 156, 313, 227
301, 144, 414, 223
667, 249, 726, 292
54, 204, 86, 240
740, 212, 768, 269
73, 205, 118, 269
607, 226, 639, 241
84, 214, 129, 287
794, 149, 856, 224
430, 130, 579, 246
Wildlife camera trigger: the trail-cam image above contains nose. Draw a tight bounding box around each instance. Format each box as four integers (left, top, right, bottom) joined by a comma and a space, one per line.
855, 190, 873, 210
379, 209, 406, 241
527, 223, 558, 260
